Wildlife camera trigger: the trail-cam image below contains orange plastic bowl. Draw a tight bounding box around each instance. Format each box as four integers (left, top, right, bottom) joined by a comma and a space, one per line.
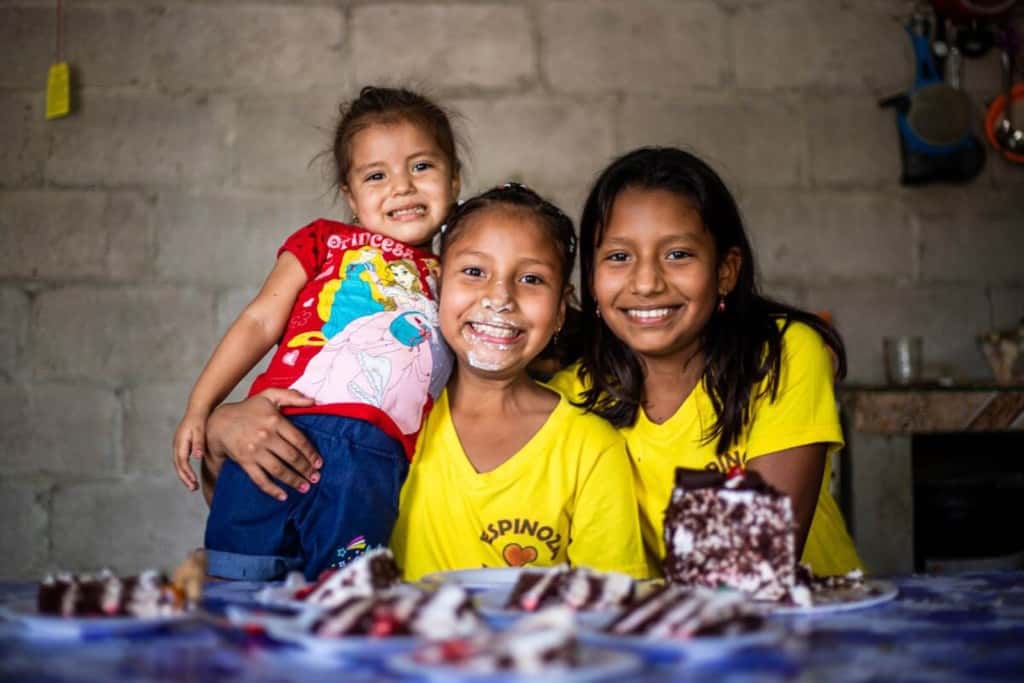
985, 82, 1024, 163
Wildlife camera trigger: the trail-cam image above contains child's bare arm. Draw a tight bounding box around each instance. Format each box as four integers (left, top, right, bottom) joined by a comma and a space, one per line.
746, 444, 828, 558
173, 252, 307, 491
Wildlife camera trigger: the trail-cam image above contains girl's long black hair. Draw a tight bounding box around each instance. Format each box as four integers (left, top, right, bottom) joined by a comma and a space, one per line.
575, 147, 846, 454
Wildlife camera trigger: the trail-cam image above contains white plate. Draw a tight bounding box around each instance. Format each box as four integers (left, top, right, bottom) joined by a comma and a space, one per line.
224, 604, 320, 630
388, 645, 644, 683
0, 599, 190, 639
254, 581, 425, 612
770, 579, 898, 615
474, 590, 619, 631
580, 627, 781, 662
421, 568, 523, 593
248, 608, 418, 659
253, 584, 315, 611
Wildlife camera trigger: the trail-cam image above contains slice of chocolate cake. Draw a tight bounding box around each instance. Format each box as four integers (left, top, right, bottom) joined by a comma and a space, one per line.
311, 584, 486, 640
663, 468, 801, 603
605, 584, 763, 639
503, 565, 635, 612
415, 607, 579, 674
37, 569, 187, 618
300, 547, 401, 607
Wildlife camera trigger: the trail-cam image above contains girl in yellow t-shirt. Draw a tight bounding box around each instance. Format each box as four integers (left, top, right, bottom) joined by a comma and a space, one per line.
547, 147, 863, 577
390, 184, 648, 580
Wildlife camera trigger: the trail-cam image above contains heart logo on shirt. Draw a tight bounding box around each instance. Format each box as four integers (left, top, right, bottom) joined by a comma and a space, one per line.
502, 543, 538, 567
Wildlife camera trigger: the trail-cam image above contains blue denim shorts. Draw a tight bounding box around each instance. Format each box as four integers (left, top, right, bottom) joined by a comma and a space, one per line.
204, 414, 408, 581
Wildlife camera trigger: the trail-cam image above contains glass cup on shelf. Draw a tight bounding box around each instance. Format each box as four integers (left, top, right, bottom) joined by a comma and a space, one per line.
883, 336, 923, 386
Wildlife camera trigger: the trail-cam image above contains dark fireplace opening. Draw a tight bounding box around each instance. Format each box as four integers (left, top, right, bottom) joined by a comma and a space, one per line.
913, 432, 1024, 573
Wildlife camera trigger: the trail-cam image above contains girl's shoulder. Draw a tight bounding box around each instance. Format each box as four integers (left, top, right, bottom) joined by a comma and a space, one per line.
286, 219, 438, 263
775, 318, 833, 368
777, 318, 828, 350
766, 318, 837, 397
545, 362, 589, 402
282, 218, 359, 247
291, 217, 358, 234
544, 384, 623, 450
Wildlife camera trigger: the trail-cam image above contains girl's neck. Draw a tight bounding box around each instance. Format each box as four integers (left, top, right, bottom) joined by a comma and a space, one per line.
446, 367, 559, 473
446, 367, 542, 416
640, 347, 705, 425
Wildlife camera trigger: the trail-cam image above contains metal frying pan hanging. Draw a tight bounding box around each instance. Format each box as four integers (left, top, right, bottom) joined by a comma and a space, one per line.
876, 14, 987, 184
902, 16, 974, 155
879, 13, 986, 184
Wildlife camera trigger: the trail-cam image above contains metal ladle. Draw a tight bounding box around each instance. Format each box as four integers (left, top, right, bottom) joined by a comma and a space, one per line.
995, 39, 1024, 153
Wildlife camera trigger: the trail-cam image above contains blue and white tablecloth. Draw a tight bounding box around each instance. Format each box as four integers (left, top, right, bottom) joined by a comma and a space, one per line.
1, 572, 1022, 682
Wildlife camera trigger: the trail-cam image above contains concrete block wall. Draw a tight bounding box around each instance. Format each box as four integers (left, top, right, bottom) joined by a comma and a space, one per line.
1, 0, 1021, 578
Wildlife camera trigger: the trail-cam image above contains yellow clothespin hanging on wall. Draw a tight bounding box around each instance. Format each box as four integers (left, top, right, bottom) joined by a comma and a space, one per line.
46, 0, 70, 120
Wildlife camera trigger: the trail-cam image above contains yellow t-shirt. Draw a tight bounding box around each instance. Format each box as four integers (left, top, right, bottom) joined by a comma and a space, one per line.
390, 387, 650, 581
548, 321, 864, 577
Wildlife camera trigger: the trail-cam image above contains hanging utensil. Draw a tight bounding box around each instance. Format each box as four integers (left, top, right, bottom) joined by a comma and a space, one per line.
990, 27, 1024, 158
932, 7, 951, 76
901, 14, 974, 155
879, 10, 986, 184
930, 1, 1018, 57
45, 0, 70, 119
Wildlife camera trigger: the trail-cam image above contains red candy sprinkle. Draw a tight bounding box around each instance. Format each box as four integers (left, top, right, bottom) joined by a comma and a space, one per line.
726, 465, 745, 479
293, 585, 316, 600
439, 639, 473, 662
370, 610, 398, 637
242, 622, 266, 636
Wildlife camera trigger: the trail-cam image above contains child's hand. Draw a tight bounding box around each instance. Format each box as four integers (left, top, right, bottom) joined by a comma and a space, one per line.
173, 412, 209, 491
204, 389, 320, 501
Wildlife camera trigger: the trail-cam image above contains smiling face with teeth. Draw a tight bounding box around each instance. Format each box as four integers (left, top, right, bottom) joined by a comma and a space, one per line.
592, 187, 741, 366
439, 205, 568, 378
341, 119, 460, 248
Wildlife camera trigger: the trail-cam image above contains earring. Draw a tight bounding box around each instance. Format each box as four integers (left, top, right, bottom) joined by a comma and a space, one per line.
717, 296, 726, 313
595, 305, 602, 319
351, 214, 359, 225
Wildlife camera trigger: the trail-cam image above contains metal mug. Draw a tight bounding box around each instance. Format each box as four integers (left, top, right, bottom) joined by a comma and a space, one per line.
884, 336, 923, 386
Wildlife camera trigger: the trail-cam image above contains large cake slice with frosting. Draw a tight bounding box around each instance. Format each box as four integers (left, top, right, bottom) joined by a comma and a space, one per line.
663, 467, 808, 604
413, 607, 578, 673
310, 584, 485, 640
283, 547, 401, 608
37, 550, 204, 618
503, 565, 636, 612
605, 584, 763, 638
38, 570, 186, 618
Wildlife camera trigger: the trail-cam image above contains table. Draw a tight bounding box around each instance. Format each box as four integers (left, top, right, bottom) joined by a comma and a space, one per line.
2, 572, 1023, 682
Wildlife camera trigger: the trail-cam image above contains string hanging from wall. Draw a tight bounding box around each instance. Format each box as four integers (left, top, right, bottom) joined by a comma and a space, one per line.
46, 0, 71, 120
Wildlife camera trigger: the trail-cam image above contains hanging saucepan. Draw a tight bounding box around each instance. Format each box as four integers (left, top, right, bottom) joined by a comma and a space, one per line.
899, 17, 974, 156
879, 14, 985, 184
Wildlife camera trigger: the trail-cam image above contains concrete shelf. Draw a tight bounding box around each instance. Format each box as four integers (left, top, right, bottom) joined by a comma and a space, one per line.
839, 385, 1024, 434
